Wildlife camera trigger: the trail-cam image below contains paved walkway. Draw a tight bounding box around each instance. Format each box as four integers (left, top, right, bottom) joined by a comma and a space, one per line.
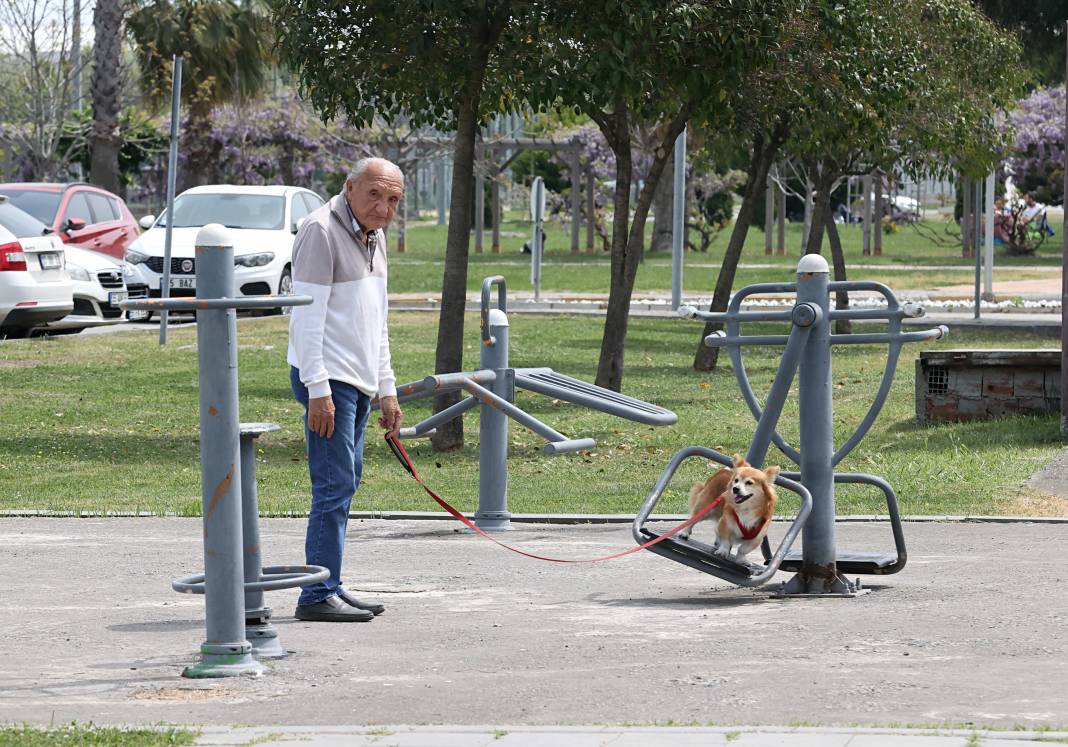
1, 518, 1065, 734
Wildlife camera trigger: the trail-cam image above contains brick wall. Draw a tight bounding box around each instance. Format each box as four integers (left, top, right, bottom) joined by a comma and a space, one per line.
916, 349, 1061, 423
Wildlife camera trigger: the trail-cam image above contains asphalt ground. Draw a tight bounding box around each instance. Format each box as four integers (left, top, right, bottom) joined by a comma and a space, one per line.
1, 516, 1065, 732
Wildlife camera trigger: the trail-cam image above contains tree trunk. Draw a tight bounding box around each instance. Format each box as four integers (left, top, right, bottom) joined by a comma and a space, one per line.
693, 127, 785, 371
430, 17, 500, 452
89, 0, 122, 194
650, 156, 673, 252
595, 105, 689, 392
823, 187, 852, 335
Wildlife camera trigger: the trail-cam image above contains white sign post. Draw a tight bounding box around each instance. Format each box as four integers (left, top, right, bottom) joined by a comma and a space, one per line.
530, 177, 546, 302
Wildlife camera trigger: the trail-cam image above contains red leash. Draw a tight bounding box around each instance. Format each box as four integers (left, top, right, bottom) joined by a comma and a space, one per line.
385, 433, 723, 563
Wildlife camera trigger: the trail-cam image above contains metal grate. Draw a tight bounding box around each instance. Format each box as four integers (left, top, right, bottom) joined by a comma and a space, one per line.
926, 365, 949, 395
146, 256, 196, 275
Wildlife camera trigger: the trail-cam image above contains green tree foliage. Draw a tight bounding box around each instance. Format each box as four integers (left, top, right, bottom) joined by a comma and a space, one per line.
979, 0, 1066, 88
272, 0, 548, 450
536, 0, 791, 391
126, 0, 274, 188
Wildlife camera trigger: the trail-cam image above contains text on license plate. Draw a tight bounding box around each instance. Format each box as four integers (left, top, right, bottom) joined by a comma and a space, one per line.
39, 252, 62, 270
109, 291, 128, 305
170, 277, 195, 289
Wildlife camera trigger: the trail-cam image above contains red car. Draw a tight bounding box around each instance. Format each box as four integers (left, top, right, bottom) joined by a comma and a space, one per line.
0, 182, 140, 260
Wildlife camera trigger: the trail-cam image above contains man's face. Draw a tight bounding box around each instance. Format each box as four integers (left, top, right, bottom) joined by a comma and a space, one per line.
345, 166, 404, 231
1025, 194, 1035, 206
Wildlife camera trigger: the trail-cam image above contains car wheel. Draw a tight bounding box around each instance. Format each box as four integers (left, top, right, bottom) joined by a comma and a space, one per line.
275, 266, 294, 316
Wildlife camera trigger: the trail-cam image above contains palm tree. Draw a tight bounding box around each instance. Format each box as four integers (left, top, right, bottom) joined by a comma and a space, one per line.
126, 0, 273, 187
89, 0, 123, 193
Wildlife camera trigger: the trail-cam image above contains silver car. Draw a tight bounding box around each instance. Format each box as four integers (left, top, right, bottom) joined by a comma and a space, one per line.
0, 196, 72, 338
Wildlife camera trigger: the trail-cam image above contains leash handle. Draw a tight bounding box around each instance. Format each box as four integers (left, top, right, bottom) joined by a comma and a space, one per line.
384, 433, 723, 564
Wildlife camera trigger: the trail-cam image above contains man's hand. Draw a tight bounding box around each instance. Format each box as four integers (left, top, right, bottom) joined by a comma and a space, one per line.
378, 395, 403, 438
308, 395, 335, 438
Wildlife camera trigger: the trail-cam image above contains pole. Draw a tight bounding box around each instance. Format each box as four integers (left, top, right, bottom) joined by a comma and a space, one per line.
570, 140, 581, 254
873, 171, 883, 256
776, 167, 786, 255
671, 127, 686, 310
475, 308, 512, 531
474, 145, 484, 254
983, 170, 995, 300
71, 0, 82, 112
159, 56, 182, 346
764, 169, 774, 256
862, 173, 872, 256
1061, 19, 1068, 437
183, 224, 264, 678
974, 178, 982, 320
802, 178, 813, 254
436, 160, 446, 226
531, 177, 544, 303
586, 165, 595, 253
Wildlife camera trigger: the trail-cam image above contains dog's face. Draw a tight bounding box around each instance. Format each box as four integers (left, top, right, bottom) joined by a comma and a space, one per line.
728, 455, 780, 507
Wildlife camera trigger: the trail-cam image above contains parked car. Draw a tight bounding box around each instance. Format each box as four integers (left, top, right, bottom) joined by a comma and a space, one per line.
0, 196, 73, 338
31, 244, 133, 334
124, 185, 325, 311
0, 182, 140, 260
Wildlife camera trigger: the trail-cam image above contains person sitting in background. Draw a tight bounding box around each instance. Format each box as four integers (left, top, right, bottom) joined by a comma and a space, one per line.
993, 197, 1012, 244
1020, 192, 1045, 226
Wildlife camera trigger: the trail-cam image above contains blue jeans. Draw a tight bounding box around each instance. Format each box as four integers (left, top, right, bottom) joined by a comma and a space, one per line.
290, 366, 371, 607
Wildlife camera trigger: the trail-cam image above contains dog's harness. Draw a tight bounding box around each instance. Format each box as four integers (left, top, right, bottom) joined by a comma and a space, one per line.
385, 433, 723, 563
736, 517, 769, 541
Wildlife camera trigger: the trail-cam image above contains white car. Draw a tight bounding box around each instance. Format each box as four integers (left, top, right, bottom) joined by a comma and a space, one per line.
124, 185, 326, 310
32, 244, 131, 334
0, 196, 73, 338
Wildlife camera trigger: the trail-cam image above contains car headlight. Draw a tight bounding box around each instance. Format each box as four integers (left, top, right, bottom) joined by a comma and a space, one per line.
125, 249, 150, 265
235, 252, 275, 268
66, 261, 91, 282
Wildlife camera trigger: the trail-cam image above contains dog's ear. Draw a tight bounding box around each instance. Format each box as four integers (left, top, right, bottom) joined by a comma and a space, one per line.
732, 453, 747, 468
763, 465, 780, 482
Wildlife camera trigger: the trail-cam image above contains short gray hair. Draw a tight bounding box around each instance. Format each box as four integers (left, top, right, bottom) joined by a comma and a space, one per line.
348, 157, 404, 186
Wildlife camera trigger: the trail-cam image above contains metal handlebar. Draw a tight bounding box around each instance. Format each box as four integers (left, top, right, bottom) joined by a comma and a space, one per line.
481, 275, 507, 345
121, 294, 313, 311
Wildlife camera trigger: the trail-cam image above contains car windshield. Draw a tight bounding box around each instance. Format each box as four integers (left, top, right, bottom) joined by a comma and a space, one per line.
0, 201, 51, 239
0, 189, 62, 225
158, 193, 285, 230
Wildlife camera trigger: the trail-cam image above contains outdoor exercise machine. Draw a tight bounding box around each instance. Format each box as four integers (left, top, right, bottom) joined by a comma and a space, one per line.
375, 275, 678, 530
634, 254, 948, 596
122, 224, 327, 677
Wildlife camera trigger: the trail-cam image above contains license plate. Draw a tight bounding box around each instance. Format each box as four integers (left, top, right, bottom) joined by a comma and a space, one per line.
109, 291, 128, 305
170, 277, 195, 289
39, 252, 62, 270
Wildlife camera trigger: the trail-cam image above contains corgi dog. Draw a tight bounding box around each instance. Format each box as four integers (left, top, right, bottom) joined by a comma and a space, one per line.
679, 454, 779, 563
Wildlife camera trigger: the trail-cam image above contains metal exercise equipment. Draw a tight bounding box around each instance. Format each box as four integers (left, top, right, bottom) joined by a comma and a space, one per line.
374, 275, 677, 531
634, 254, 947, 596
122, 224, 327, 677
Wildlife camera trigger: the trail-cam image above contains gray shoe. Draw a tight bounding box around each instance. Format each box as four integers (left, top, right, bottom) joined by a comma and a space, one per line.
295, 595, 374, 622
338, 588, 386, 616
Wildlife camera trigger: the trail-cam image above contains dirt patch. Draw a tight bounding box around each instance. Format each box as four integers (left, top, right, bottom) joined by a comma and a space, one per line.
132, 685, 243, 701
997, 490, 1068, 517
0, 360, 39, 369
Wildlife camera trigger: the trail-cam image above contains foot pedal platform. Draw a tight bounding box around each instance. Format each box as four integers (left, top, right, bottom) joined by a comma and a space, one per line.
639, 528, 762, 581
780, 550, 901, 575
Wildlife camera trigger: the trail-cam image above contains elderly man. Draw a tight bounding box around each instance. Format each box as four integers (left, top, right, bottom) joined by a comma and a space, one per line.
287, 157, 404, 622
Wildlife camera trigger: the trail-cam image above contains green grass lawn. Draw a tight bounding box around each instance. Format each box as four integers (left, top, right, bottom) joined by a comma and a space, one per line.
0, 313, 1063, 518
391, 213, 1060, 295
0, 724, 196, 746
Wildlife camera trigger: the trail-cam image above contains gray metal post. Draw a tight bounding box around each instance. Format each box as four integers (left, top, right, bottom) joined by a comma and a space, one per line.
671, 127, 686, 310
239, 423, 286, 659
159, 56, 182, 345
776, 167, 786, 255
983, 170, 995, 300
570, 140, 581, 254
862, 174, 872, 256
802, 178, 814, 254
531, 177, 544, 303
475, 308, 512, 531
873, 172, 883, 256
184, 224, 264, 678
779, 254, 857, 596
492, 175, 501, 254
974, 179, 983, 320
